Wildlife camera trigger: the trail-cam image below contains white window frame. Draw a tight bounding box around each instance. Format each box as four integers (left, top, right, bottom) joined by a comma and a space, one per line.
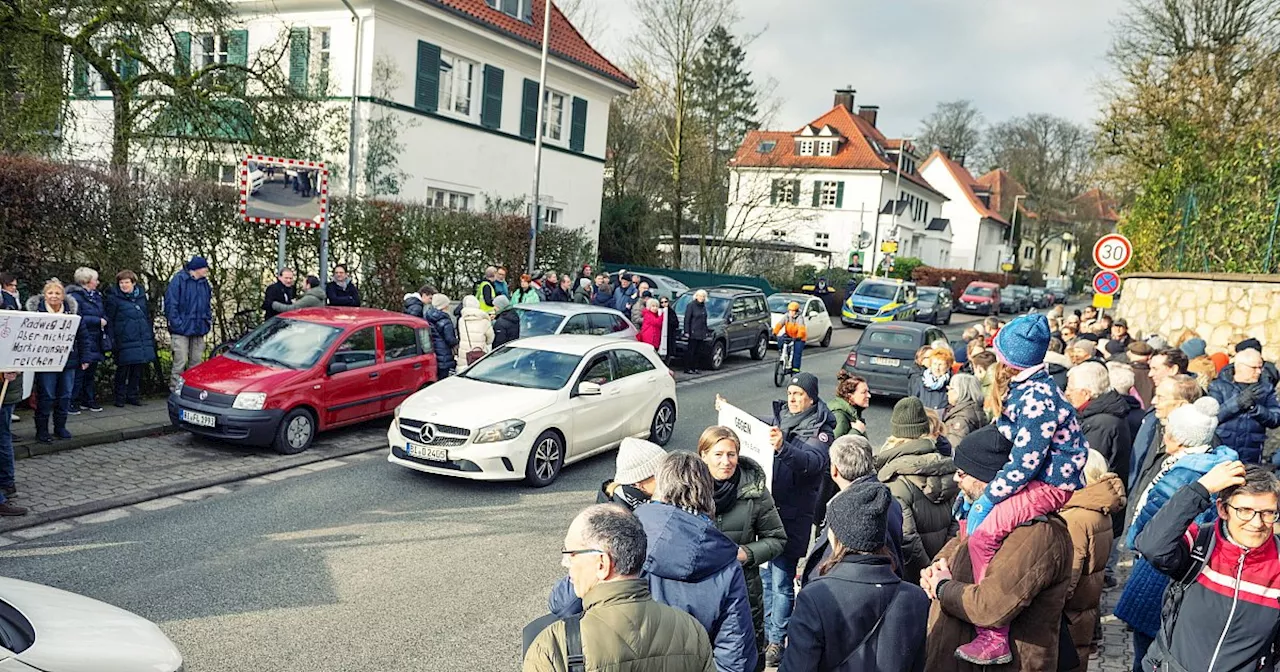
541, 206, 562, 226
216, 164, 237, 186
428, 188, 473, 211
798, 139, 815, 156
314, 28, 331, 88
194, 33, 230, 70
776, 180, 795, 205
439, 51, 479, 119
818, 139, 834, 156
819, 181, 839, 207
486, 0, 529, 20
88, 50, 124, 93
543, 89, 567, 142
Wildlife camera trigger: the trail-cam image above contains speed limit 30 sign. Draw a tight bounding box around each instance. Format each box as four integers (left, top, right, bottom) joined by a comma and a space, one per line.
1093, 234, 1133, 272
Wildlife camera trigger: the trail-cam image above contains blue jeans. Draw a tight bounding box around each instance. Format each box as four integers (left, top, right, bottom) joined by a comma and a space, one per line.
75, 360, 98, 406
781, 337, 805, 371
0, 403, 13, 504
35, 368, 75, 437
1133, 631, 1154, 672
761, 555, 799, 645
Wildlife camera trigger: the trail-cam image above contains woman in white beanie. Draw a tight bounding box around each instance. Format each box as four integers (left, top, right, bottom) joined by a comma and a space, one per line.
596, 437, 666, 511
455, 295, 494, 370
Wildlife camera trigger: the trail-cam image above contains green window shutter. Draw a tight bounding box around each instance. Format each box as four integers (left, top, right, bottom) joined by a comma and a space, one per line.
790, 179, 801, 205
174, 32, 191, 76
520, 78, 539, 139
770, 179, 779, 205
227, 29, 249, 94
836, 181, 845, 208
812, 181, 822, 207
289, 28, 310, 94
480, 64, 504, 129
569, 96, 587, 152
414, 41, 441, 112
72, 54, 89, 96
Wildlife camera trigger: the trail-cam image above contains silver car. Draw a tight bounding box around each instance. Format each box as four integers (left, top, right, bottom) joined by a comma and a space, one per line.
607, 272, 689, 301
511, 303, 640, 340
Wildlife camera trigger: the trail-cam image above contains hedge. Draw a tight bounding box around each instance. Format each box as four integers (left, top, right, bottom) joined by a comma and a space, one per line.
911, 267, 1013, 291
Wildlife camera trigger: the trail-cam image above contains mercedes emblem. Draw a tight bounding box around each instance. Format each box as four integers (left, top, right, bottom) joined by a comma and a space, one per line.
199, 390, 208, 401
419, 423, 437, 444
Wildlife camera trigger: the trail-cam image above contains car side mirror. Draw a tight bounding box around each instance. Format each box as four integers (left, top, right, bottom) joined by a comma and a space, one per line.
725, 314, 734, 324
577, 381, 602, 397
327, 361, 349, 376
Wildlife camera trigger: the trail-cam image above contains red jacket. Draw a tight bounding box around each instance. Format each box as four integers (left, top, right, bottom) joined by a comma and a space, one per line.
638, 310, 663, 349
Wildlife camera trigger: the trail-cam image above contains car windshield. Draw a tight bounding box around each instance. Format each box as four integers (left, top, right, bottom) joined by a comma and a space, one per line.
854, 283, 898, 301
1010, 286, 1028, 295
674, 293, 730, 319
966, 286, 994, 297
229, 318, 343, 369
767, 296, 802, 313
865, 330, 918, 348
514, 308, 566, 337
917, 289, 939, 301
460, 346, 581, 390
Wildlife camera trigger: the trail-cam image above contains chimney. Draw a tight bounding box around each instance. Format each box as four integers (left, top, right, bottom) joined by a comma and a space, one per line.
834, 87, 856, 113
858, 105, 879, 128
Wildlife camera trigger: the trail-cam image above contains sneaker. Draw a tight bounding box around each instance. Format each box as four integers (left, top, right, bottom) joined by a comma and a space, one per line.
55, 428, 72, 440
10, 413, 18, 422
955, 627, 1013, 666
67, 406, 81, 415
85, 403, 104, 412
764, 643, 783, 667
113, 401, 126, 408
0, 502, 28, 517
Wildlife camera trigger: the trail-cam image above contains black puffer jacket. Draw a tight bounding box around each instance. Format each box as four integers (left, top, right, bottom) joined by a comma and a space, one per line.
875, 438, 959, 583
64, 284, 106, 363
423, 306, 458, 374
1079, 390, 1134, 485
492, 309, 521, 347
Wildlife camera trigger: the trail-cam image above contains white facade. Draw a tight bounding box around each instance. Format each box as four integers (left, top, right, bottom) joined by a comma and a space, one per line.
726, 166, 950, 272
57, 0, 631, 243
919, 157, 1008, 273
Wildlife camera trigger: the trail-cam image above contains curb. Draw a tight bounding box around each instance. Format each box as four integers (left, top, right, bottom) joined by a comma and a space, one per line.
15, 424, 177, 460
0, 440, 387, 537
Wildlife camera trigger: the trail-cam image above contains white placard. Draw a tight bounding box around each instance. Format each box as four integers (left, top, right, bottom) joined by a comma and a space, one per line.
718, 401, 775, 491
0, 311, 82, 372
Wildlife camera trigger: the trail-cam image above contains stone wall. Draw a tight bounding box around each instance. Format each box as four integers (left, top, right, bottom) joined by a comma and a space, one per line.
1116, 273, 1280, 361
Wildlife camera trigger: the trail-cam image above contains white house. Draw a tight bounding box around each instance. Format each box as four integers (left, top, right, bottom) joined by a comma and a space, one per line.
726, 89, 951, 273
919, 150, 1009, 272
59, 0, 634, 242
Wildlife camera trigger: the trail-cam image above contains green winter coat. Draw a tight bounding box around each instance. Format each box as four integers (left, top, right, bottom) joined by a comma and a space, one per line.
875, 438, 959, 582
1, 372, 24, 406
712, 456, 786, 659
523, 578, 714, 672
827, 397, 865, 438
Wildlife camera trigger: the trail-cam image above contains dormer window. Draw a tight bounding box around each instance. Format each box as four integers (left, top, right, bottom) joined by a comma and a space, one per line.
486, 0, 531, 21
799, 139, 815, 156
758, 140, 776, 154
818, 139, 834, 156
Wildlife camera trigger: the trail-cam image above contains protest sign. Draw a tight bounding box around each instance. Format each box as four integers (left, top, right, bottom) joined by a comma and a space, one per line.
0, 311, 82, 372
717, 401, 775, 490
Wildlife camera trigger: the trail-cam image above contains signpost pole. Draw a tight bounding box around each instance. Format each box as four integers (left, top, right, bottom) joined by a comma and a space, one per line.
277, 225, 287, 274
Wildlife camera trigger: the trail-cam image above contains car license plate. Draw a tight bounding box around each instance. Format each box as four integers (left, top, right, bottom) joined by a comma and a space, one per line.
406, 443, 448, 462
871, 357, 900, 367
180, 409, 216, 428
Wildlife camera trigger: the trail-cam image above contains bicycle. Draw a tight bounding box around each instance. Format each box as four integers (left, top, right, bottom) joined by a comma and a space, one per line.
774, 337, 795, 388
210, 308, 261, 358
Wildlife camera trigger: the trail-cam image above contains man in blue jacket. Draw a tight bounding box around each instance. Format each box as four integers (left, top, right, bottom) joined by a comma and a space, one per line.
164, 256, 212, 391
1210, 348, 1280, 464
613, 271, 639, 314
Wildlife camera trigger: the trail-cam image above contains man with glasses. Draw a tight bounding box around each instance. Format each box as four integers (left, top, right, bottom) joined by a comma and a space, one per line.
1209, 348, 1280, 464
1135, 461, 1280, 671
524, 504, 714, 671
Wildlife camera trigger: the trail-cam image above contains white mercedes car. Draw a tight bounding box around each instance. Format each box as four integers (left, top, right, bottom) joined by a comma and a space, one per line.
0, 576, 183, 671
387, 336, 677, 486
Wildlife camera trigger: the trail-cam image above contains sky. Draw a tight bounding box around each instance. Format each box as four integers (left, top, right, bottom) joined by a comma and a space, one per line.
580, 0, 1125, 139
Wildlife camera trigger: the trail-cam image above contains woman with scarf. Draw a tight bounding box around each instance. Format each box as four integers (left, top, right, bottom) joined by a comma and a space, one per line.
908, 348, 953, 410
28, 280, 84, 443
698, 425, 787, 671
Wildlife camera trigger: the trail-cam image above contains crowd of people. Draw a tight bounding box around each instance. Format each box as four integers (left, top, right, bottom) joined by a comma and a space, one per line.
523, 307, 1280, 672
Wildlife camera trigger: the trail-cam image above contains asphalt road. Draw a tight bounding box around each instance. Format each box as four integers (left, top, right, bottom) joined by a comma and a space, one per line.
0, 309, 1009, 672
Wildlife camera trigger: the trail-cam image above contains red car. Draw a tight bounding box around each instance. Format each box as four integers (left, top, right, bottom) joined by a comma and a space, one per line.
956, 281, 1001, 316
168, 308, 437, 454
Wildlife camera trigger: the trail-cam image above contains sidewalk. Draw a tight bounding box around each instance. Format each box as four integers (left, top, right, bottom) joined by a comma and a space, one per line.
9, 398, 173, 459
0, 420, 387, 536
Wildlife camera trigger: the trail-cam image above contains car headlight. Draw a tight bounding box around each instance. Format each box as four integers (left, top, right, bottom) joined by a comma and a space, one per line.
176, 376, 185, 392
232, 392, 267, 410
394, 405, 401, 420
474, 419, 526, 444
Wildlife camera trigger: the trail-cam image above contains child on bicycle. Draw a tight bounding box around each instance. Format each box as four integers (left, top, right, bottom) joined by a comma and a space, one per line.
773, 301, 807, 373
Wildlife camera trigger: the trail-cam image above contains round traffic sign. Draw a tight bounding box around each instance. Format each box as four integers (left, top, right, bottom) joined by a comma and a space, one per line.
1093, 270, 1121, 295
1093, 234, 1132, 271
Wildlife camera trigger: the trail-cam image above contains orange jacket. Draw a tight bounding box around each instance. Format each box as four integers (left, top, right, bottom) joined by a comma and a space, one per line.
773, 314, 807, 341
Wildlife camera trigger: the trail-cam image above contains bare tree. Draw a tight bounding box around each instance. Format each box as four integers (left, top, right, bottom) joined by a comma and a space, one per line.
918, 99, 985, 162
557, 0, 606, 45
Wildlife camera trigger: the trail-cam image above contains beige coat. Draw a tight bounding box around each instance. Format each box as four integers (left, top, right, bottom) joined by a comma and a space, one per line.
1061, 474, 1126, 672
455, 305, 495, 369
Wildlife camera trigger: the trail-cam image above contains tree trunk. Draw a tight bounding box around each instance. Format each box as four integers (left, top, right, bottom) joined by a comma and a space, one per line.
109, 91, 144, 271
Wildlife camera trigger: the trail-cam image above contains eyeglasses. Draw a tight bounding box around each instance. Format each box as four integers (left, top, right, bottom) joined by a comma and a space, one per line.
1226, 503, 1280, 525
561, 548, 603, 557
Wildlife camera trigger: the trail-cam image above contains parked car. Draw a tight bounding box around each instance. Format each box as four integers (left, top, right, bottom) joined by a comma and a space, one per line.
913, 286, 953, 325
388, 336, 677, 486
1002, 285, 1031, 313
766, 292, 833, 347
841, 322, 949, 397
170, 308, 437, 455
511, 303, 638, 340
0, 576, 184, 672
607, 271, 689, 301
1029, 287, 1050, 308
1050, 287, 1070, 304
672, 286, 771, 370
956, 281, 1001, 316
840, 278, 919, 327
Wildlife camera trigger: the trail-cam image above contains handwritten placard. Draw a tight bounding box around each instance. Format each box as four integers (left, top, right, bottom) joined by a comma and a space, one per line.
0, 311, 82, 372
718, 401, 775, 491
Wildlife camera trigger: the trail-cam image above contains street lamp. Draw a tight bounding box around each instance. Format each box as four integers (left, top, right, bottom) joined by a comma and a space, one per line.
526, 0, 554, 273
871, 137, 913, 277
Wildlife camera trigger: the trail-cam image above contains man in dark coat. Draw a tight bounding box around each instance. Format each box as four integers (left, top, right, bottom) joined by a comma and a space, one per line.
1067, 362, 1134, 482
1128, 341, 1157, 407
262, 268, 297, 319
1209, 348, 1280, 464
165, 256, 212, 391
491, 296, 520, 347
682, 289, 710, 375
590, 275, 614, 308
325, 264, 362, 307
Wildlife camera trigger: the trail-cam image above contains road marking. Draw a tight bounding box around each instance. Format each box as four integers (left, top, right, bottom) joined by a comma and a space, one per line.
10, 521, 77, 539
133, 496, 186, 511
74, 509, 132, 524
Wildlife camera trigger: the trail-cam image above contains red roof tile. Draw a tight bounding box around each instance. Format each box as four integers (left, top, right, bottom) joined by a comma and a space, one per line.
731, 105, 944, 199
1070, 188, 1120, 222
976, 169, 1029, 218
426, 0, 636, 88
920, 150, 1007, 224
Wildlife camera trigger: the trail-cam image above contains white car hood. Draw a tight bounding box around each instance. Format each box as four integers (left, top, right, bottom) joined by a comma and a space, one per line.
0, 577, 182, 672
399, 374, 559, 429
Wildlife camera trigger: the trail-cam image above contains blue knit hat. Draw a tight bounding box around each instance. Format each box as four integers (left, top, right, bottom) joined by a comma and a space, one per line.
993, 314, 1051, 370
1180, 337, 1207, 359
